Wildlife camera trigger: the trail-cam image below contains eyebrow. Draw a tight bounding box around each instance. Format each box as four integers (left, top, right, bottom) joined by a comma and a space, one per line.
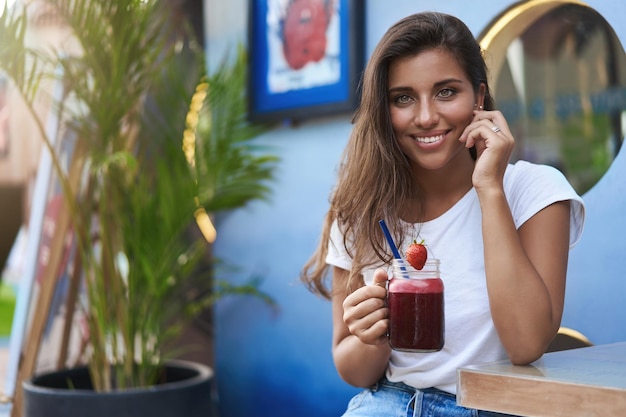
388, 78, 465, 94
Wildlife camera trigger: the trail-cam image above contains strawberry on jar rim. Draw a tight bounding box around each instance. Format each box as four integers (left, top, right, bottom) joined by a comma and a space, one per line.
406, 239, 427, 270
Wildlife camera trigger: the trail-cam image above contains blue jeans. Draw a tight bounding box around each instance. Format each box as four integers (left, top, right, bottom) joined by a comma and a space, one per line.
341, 378, 518, 417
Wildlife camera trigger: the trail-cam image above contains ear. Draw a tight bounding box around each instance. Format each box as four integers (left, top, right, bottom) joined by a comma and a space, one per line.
475, 83, 487, 109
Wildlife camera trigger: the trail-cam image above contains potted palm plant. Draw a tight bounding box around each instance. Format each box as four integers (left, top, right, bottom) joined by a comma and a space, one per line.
0, 0, 277, 416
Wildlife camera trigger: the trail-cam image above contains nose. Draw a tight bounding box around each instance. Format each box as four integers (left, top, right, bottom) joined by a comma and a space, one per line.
414, 99, 438, 128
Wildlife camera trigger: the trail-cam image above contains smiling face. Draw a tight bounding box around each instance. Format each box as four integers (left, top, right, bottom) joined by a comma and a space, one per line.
388, 48, 485, 174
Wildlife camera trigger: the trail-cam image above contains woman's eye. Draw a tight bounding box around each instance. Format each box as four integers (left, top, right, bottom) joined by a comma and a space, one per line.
395, 94, 411, 104
438, 88, 455, 98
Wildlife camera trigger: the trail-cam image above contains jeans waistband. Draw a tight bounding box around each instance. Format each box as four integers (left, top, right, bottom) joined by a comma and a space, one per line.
374, 377, 455, 399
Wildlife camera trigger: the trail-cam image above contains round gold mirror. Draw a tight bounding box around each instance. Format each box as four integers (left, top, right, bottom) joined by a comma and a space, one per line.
480, 0, 625, 194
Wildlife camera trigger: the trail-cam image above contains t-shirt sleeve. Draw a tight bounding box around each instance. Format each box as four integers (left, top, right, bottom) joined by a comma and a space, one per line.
325, 219, 353, 271
506, 161, 585, 248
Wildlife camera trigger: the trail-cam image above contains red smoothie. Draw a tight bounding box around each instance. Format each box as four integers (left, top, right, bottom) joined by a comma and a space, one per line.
388, 277, 444, 352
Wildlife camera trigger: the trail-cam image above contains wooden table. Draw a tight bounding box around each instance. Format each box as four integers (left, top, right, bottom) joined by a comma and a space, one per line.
457, 341, 626, 417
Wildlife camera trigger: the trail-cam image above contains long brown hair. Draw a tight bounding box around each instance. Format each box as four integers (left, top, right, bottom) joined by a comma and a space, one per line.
300, 12, 495, 299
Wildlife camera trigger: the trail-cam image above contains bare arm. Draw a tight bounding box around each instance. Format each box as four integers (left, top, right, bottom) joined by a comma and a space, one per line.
331, 267, 391, 387
479, 190, 570, 364
462, 109, 572, 364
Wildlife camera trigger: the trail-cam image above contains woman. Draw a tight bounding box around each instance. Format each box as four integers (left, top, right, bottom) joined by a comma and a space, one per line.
300, 11, 585, 416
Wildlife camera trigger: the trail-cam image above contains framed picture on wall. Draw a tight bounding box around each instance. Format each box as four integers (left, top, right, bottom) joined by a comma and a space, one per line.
247, 0, 365, 123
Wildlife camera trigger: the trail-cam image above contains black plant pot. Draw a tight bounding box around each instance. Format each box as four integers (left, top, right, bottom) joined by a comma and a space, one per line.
22, 360, 215, 417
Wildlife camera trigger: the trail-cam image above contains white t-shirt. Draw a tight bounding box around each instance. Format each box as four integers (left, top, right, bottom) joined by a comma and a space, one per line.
326, 160, 586, 394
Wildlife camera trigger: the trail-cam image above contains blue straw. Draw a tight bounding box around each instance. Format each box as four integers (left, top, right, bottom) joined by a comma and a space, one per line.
378, 219, 408, 277
378, 219, 402, 260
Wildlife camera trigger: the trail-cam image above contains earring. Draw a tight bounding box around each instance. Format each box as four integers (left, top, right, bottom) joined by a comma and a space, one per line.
479, 105, 483, 110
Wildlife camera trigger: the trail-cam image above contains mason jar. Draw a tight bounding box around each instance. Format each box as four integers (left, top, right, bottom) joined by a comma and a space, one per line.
387, 259, 444, 352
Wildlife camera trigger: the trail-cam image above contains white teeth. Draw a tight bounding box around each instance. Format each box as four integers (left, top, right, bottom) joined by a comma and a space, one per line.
414, 134, 444, 144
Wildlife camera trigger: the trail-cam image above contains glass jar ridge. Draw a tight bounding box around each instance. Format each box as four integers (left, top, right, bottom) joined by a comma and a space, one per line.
392, 258, 440, 278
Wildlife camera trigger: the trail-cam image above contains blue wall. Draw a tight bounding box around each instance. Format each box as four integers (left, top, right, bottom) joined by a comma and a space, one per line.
207, 1, 626, 416
212, 118, 357, 416
563, 143, 626, 342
